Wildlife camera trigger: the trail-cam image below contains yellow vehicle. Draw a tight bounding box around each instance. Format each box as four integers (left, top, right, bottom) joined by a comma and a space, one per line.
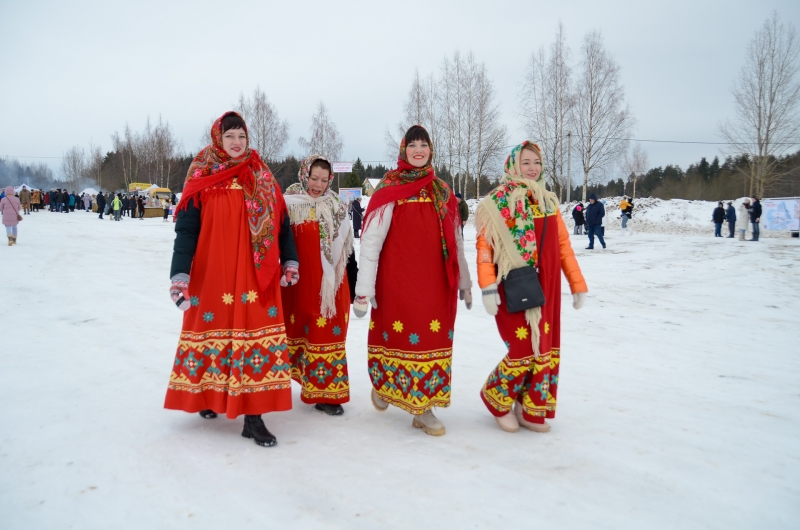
128, 182, 152, 193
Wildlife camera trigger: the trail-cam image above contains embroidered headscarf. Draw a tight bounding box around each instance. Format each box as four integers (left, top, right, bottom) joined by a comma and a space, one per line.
363, 126, 460, 288
176, 111, 285, 292
474, 141, 560, 357
284, 155, 353, 317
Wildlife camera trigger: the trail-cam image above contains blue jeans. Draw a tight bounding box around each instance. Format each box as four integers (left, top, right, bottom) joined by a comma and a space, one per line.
714, 222, 722, 236
752, 221, 759, 241
621, 215, 628, 228
587, 225, 605, 248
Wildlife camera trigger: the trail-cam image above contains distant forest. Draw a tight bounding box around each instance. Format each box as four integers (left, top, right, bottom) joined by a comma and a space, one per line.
3, 150, 799, 201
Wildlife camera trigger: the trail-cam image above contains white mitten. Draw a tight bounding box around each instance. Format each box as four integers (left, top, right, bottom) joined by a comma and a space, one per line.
459, 289, 473, 310
481, 283, 501, 316
353, 296, 377, 318
573, 292, 586, 310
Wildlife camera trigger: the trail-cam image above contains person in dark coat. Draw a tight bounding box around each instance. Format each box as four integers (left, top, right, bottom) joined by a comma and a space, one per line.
456, 192, 469, 233
122, 195, 130, 217
725, 201, 736, 238
350, 197, 363, 238
137, 196, 145, 219
585, 193, 606, 249
96, 192, 106, 219
750, 197, 762, 241
712, 202, 726, 237
571, 203, 585, 235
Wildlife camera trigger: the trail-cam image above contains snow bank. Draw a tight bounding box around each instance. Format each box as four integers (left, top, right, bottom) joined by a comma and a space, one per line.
465, 195, 787, 237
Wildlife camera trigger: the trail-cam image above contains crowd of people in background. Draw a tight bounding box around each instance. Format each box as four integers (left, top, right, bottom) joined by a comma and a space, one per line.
712, 197, 761, 241
0, 185, 179, 246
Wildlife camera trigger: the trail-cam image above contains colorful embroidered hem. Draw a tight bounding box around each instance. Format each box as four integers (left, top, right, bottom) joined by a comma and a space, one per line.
481, 348, 560, 423
288, 337, 350, 404
368, 345, 452, 415
165, 324, 292, 418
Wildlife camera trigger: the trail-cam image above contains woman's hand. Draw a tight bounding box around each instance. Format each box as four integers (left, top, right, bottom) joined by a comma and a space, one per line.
573, 292, 586, 310
459, 289, 473, 310
170, 274, 191, 311
481, 283, 500, 316
353, 296, 377, 318
280, 261, 299, 287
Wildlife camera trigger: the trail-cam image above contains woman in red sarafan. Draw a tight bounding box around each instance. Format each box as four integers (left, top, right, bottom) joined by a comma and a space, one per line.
474, 141, 587, 434
164, 111, 300, 447
353, 125, 472, 436
281, 154, 354, 416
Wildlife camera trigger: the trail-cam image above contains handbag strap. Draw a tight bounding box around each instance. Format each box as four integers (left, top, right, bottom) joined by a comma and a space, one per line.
534, 203, 548, 270
4, 196, 20, 215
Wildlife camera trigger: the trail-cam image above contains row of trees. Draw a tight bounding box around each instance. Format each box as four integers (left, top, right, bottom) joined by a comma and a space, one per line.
387, 51, 508, 198
580, 150, 800, 202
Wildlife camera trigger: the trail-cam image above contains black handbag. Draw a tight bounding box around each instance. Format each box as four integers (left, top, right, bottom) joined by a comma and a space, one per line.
503, 214, 548, 313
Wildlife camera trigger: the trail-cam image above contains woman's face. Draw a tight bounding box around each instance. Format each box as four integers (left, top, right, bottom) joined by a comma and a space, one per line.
307, 166, 330, 197
520, 149, 542, 180
406, 139, 431, 168
221, 127, 247, 158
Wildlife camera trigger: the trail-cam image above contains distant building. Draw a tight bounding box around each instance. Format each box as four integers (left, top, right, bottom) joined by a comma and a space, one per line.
364, 178, 382, 197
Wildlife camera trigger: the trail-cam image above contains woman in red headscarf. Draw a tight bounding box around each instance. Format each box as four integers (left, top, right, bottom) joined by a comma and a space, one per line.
354, 125, 472, 436
164, 111, 300, 447
281, 154, 354, 416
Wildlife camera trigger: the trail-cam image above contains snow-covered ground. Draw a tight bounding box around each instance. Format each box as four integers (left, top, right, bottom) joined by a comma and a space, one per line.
1, 209, 799, 529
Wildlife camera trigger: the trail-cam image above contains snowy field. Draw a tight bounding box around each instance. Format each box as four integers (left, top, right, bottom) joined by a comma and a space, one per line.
1, 208, 799, 529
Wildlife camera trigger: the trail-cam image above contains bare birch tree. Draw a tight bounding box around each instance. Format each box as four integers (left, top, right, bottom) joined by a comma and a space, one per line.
234, 87, 290, 160
299, 102, 343, 161
111, 124, 139, 189
719, 12, 800, 197
87, 142, 104, 189
520, 22, 575, 201
572, 31, 635, 202
471, 65, 507, 197
61, 146, 86, 190
386, 70, 439, 157
622, 143, 649, 198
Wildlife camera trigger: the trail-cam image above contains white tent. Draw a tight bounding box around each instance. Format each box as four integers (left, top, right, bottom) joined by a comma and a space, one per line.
14, 183, 33, 193
80, 187, 99, 196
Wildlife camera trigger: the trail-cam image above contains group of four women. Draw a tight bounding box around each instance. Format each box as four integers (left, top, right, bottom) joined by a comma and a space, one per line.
164, 111, 588, 447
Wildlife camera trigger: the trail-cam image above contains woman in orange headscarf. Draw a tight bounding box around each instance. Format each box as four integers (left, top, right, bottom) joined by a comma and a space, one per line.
354, 125, 472, 436
475, 141, 587, 434
164, 111, 299, 447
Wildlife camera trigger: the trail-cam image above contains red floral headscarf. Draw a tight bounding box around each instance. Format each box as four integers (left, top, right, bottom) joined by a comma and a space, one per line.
177, 111, 285, 292
363, 126, 460, 289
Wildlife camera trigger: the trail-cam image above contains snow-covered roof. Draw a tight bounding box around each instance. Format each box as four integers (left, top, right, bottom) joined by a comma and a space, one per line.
365, 178, 382, 190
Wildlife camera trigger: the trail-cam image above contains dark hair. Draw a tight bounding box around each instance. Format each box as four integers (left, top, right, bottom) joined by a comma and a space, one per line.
309, 158, 332, 175
221, 113, 247, 134
404, 125, 431, 145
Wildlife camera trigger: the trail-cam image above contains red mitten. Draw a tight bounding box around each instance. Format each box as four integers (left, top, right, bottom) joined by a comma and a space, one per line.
170, 273, 191, 311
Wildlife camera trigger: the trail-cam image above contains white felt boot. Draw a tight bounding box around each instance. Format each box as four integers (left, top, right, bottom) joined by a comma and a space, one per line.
495, 411, 519, 433
412, 410, 446, 436
371, 389, 389, 412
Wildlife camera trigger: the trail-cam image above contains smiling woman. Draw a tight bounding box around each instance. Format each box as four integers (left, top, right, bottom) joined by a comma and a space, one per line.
164, 111, 300, 448
353, 125, 473, 437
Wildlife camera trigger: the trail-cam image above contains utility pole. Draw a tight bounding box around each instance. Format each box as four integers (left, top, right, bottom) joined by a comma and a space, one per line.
567, 131, 572, 203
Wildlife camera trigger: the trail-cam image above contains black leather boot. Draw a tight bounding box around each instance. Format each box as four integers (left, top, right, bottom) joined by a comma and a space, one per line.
198, 409, 217, 419
242, 415, 277, 447
315, 403, 344, 416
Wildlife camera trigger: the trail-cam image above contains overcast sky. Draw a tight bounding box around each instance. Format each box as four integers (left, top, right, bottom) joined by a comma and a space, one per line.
1, 0, 798, 183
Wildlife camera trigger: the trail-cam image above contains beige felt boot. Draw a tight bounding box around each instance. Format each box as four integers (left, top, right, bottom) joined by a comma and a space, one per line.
514, 401, 550, 432
371, 389, 389, 412
11, 236, 16, 245
7, 236, 12, 246
412, 410, 446, 436
495, 411, 520, 433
